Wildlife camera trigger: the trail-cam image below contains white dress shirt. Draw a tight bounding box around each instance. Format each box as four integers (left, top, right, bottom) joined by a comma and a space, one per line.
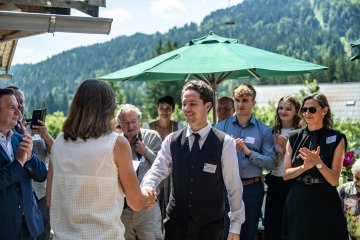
0, 131, 14, 161
141, 123, 245, 234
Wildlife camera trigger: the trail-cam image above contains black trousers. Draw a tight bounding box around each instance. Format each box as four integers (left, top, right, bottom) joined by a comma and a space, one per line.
264, 175, 292, 240
165, 217, 224, 240
20, 216, 34, 240
35, 197, 50, 240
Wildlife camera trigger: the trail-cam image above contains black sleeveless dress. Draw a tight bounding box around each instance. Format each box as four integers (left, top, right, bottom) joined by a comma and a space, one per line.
281, 127, 348, 240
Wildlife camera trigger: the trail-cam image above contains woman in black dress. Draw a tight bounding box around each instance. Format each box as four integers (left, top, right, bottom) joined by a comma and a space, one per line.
282, 93, 348, 240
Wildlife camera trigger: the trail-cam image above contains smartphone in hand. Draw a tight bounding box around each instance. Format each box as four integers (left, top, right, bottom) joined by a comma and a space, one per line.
30, 108, 47, 129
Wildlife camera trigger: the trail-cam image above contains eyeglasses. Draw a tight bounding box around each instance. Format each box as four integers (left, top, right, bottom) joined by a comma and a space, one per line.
120, 120, 139, 126
301, 107, 317, 114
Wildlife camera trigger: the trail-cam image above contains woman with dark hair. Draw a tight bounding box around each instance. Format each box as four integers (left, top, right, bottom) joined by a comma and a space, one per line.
46, 80, 152, 239
144, 96, 183, 140
282, 93, 348, 240
264, 96, 301, 240
144, 95, 184, 225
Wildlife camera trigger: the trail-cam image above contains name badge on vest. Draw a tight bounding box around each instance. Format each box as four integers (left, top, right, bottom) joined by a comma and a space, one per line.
245, 136, 255, 144
203, 163, 217, 174
326, 135, 336, 144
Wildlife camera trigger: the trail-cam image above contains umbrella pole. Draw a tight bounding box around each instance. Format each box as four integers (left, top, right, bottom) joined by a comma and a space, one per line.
212, 84, 217, 124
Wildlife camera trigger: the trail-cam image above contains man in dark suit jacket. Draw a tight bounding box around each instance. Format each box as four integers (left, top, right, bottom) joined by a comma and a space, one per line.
8, 86, 53, 240
0, 88, 47, 240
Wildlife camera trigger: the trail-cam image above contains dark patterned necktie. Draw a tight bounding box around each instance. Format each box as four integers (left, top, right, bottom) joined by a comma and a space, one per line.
191, 133, 201, 154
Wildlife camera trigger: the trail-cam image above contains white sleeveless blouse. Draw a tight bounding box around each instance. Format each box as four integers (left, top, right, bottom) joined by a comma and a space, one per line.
50, 132, 125, 239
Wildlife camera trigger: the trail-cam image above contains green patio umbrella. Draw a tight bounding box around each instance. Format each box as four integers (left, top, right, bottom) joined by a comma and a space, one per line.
350, 38, 360, 61
100, 31, 327, 121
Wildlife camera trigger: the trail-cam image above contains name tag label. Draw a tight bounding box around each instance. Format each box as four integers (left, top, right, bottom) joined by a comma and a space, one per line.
245, 137, 255, 144
326, 135, 336, 144
203, 163, 217, 174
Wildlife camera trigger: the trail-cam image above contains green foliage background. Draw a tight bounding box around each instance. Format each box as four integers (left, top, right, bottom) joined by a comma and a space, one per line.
1, 0, 359, 148
2, 0, 359, 118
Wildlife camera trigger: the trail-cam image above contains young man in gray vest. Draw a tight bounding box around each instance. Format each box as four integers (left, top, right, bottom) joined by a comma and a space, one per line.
141, 80, 245, 240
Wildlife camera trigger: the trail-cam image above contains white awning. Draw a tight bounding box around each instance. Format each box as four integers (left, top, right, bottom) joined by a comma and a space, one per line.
0, 11, 112, 38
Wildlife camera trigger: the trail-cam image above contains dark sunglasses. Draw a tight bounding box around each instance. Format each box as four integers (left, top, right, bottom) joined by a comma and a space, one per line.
301, 107, 317, 114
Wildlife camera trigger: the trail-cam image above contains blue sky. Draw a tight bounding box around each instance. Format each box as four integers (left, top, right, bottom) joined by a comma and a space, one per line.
12, 0, 242, 65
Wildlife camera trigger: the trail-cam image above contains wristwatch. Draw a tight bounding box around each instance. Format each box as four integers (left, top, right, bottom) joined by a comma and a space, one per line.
316, 163, 323, 169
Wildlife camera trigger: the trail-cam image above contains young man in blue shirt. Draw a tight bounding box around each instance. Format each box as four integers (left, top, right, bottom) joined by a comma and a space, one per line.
216, 84, 276, 240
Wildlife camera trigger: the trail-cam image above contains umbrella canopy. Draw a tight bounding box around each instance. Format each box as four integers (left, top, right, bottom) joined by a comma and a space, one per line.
350, 38, 360, 61
100, 31, 327, 121
100, 31, 326, 87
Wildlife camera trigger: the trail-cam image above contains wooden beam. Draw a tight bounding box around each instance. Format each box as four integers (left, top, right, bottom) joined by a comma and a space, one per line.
0, 40, 16, 71
0, 0, 105, 16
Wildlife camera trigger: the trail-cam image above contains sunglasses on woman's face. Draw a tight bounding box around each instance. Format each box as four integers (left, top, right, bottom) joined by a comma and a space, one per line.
301, 107, 317, 114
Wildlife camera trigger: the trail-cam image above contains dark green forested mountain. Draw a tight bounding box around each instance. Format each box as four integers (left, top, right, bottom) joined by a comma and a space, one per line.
1, 0, 359, 117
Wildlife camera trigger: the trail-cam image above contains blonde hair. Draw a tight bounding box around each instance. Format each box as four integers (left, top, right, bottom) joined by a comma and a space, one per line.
233, 84, 256, 99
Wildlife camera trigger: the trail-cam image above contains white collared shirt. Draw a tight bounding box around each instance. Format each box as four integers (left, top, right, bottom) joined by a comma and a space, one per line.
141, 123, 245, 234
0, 130, 14, 161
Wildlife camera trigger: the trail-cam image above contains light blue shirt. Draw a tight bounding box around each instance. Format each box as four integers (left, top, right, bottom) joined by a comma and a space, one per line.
0, 131, 14, 161
215, 115, 276, 178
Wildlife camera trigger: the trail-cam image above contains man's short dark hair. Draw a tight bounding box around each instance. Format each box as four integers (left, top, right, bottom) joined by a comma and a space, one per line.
6, 86, 19, 91
0, 88, 15, 110
218, 96, 234, 107
182, 80, 214, 110
158, 96, 175, 109
0, 88, 15, 98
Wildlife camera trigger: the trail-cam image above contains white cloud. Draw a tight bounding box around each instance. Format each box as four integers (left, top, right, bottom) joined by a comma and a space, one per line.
72, 7, 132, 21
71, 7, 133, 36
231, 0, 244, 5
13, 46, 44, 64
99, 8, 132, 22
100, 8, 133, 36
150, 0, 189, 20
11, 1, 244, 65
199, 0, 243, 7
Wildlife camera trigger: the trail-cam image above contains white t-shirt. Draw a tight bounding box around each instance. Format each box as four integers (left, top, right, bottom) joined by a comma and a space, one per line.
271, 128, 292, 177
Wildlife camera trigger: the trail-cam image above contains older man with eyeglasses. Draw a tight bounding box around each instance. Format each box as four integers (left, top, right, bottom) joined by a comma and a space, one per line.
116, 104, 163, 240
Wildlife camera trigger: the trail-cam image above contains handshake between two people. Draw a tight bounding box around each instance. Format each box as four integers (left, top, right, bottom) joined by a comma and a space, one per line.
141, 188, 157, 211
